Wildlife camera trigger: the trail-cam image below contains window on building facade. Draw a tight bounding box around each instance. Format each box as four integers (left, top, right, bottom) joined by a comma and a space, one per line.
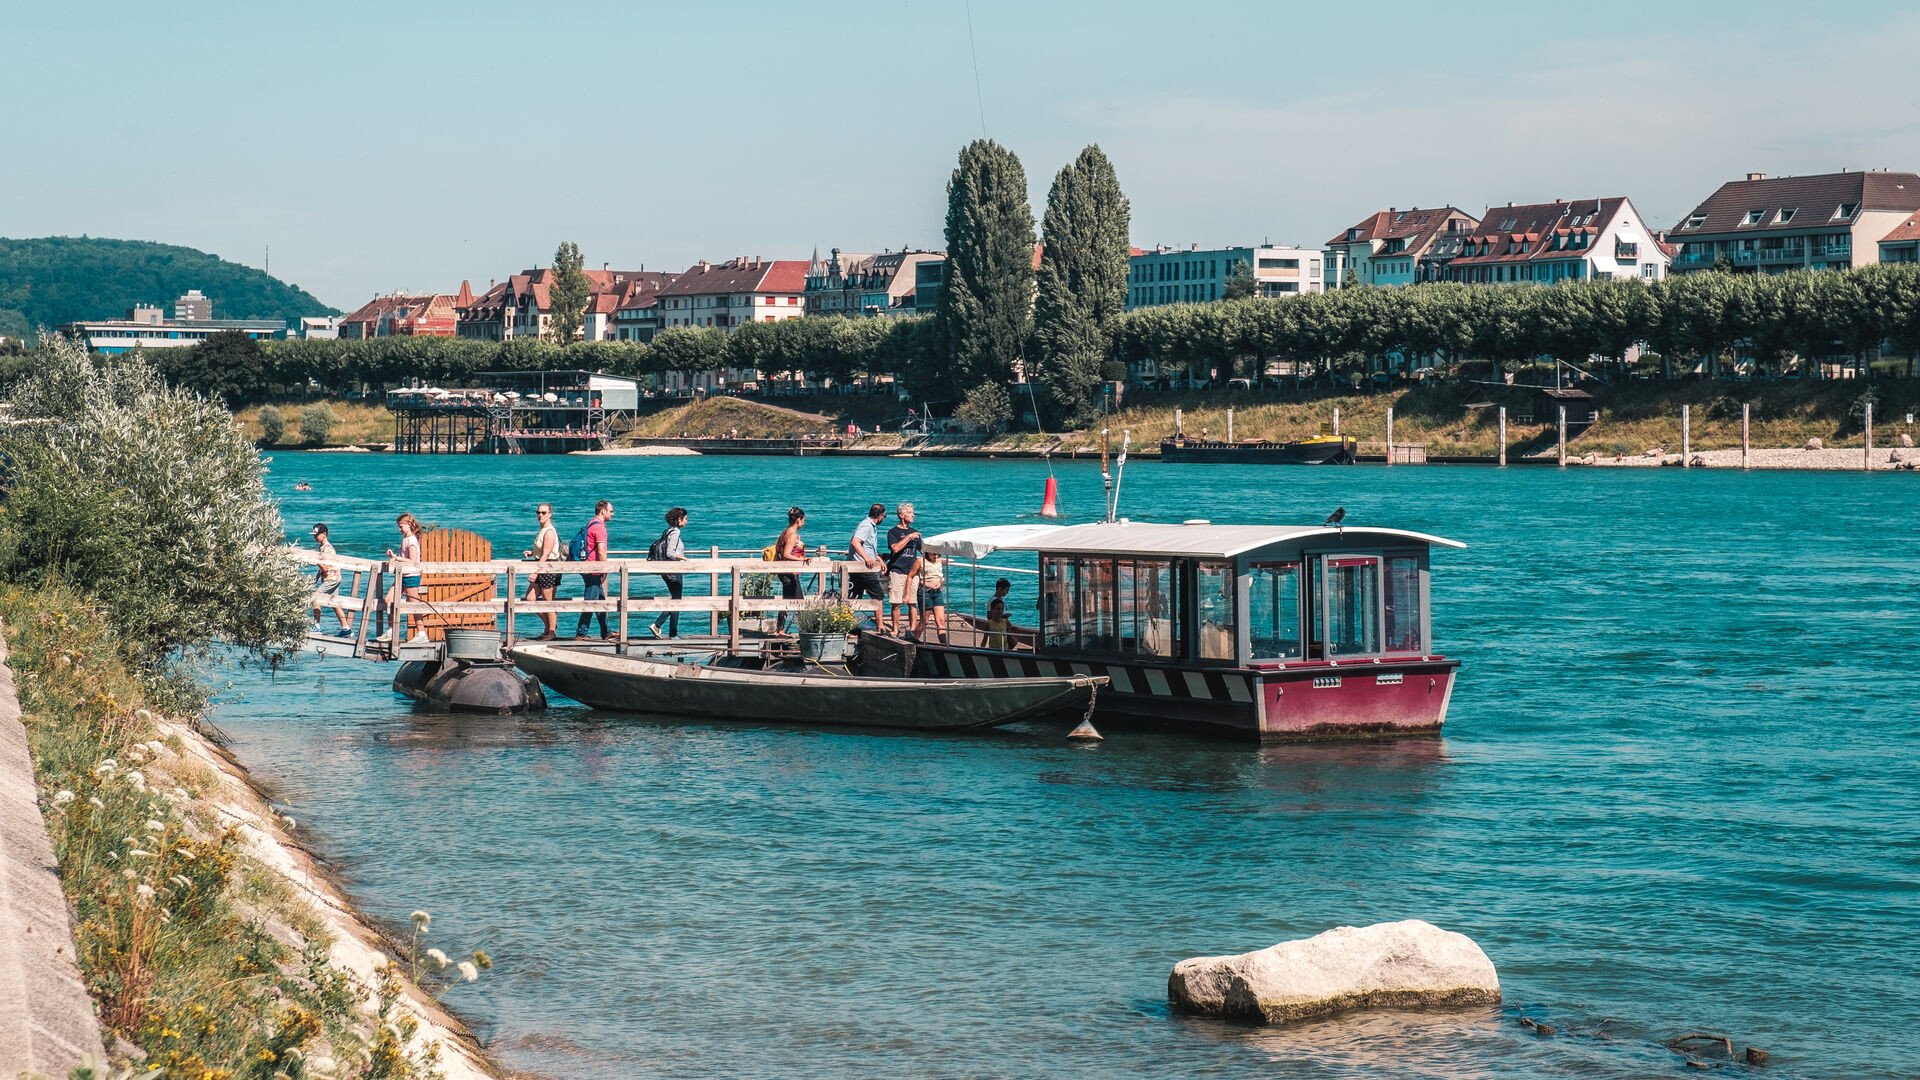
1777, 208, 1797, 223
1743, 210, 1765, 226
1834, 203, 1858, 219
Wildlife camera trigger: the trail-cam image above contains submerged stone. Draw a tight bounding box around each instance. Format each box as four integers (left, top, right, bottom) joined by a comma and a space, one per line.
1167, 919, 1499, 1024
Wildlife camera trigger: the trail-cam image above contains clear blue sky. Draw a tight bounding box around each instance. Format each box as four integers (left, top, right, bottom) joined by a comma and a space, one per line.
7, 0, 1918, 308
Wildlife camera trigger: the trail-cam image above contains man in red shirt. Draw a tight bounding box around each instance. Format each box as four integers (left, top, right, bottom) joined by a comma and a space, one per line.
574, 500, 615, 640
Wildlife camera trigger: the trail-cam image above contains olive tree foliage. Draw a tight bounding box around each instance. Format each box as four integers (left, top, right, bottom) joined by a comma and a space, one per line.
298, 401, 336, 445
256, 404, 285, 445
547, 240, 591, 343
936, 139, 1036, 399
0, 335, 309, 672
1033, 145, 1132, 428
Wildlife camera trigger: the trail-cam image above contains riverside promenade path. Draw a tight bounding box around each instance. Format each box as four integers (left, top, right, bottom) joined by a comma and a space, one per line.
0, 630, 106, 1074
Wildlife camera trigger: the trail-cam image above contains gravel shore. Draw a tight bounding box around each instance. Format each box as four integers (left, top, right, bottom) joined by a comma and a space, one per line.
1565, 445, 1919, 471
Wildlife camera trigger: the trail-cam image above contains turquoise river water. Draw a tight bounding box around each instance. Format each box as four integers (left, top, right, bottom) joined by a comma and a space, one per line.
210, 453, 1919, 1078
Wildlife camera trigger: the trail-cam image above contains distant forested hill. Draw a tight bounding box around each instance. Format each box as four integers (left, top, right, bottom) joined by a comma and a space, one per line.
0, 236, 340, 340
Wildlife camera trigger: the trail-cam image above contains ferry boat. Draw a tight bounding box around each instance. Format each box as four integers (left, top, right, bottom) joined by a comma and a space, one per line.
1159, 432, 1356, 464
856, 520, 1464, 741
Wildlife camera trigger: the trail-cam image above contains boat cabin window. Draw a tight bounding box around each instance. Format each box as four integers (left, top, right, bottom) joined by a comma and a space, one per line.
1196, 560, 1237, 661
1317, 555, 1380, 657
1248, 561, 1303, 660
1384, 555, 1423, 652
1042, 556, 1180, 658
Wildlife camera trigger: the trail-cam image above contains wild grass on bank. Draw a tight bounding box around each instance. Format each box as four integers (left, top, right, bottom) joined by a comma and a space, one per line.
2, 584, 447, 1079
237, 400, 395, 448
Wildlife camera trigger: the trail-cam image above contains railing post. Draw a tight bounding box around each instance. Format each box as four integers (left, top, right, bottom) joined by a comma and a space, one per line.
709, 545, 720, 637
728, 566, 742, 654
1741, 403, 1750, 470
1226, 406, 1234, 443
1864, 401, 1873, 471
617, 565, 630, 651
1385, 407, 1394, 466
353, 566, 377, 660
1498, 406, 1507, 467
1557, 406, 1567, 467
504, 567, 518, 648
1681, 404, 1691, 467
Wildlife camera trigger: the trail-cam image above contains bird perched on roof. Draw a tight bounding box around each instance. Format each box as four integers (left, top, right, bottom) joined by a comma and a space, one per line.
1324, 507, 1346, 528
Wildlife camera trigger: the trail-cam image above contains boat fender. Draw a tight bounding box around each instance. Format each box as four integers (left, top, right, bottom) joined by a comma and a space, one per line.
1067, 719, 1103, 742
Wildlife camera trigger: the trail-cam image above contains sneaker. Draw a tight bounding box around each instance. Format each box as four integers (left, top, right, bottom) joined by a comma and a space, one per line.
309, 622, 323, 633
644, 624, 661, 638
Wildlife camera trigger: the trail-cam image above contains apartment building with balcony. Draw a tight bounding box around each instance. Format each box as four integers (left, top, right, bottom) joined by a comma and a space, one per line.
1879, 212, 1920, 265
1444, 197, 1668, 284
1125, 244, 1322, 309
1324, 207, 1479, 288
803, 247, 944, 317
1668, 169, 1920, 274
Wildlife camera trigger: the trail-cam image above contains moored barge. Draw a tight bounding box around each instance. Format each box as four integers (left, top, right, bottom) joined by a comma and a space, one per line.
1159, 433, 1356, 464
857, 521, 1463, 741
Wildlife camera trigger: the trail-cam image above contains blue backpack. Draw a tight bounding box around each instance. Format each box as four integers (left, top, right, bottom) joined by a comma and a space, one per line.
567, 522, 592, 562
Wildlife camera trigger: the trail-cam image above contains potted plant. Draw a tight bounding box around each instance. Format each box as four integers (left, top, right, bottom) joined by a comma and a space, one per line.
794, 596, 858, 661
729, 572, 780, 634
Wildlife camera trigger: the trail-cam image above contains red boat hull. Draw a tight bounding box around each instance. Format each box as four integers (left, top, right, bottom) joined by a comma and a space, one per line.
857, 635, 1457, 741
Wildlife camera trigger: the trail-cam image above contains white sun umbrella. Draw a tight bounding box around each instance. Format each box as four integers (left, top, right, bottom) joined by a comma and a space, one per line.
922, 523, 1069, 621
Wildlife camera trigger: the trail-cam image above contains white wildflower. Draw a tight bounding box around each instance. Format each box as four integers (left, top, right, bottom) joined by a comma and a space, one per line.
120, 868, 136, 880
147, 740, 168, 756
169, 874, 192, 888
135, 708, 155, 724
172, 786, 190, 800
93, 759, 117, 777
457, 960, 478, 982
174, 846, 196, 861
122, 836, 137, 847
52, 790, 76, 806
310, 1057, 337, 1074
411, 910, 431, 933
145, 819, 166, 833
126, 745, 147, 763
135, 883, 156, 901
87, 796, 105, 810
281, 816, 297, 831
425, 948, 449, 970
125, 769, 146, 790
129, 848, 156, 859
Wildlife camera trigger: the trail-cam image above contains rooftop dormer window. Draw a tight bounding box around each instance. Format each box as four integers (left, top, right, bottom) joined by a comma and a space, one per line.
1684, 213, 1706, 229
1776, 208, 1797, 224
1833, 202, 1858, 220
1742, 210, 1766, 226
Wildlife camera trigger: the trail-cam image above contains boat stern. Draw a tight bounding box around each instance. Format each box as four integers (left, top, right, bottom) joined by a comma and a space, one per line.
1256, 659, 1457, 738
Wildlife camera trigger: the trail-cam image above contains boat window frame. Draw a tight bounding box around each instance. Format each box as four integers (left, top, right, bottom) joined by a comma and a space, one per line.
1245, 558, 1305, 662
1038, 553, 1187, 661
1298, 545, 1431, 660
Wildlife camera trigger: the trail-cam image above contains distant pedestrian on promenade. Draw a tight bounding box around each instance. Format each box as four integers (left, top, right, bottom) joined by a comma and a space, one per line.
846, 503, 887, 605
885, 502, 923, 636
524, 503, 561, 640
309, 523, 353, 634
572, 500, 615, 640
775, 507, 807, 632
648, 507, 689, 638
916, 549, 949, 644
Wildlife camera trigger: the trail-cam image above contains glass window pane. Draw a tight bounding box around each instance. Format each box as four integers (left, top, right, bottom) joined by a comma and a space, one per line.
1116, 560, 1139, 652
1140, 559, 1176, 658
1077, 559, 1116, 651
1042, 558, 1076, 649
1324, 557, 1380, 656
1384, 555, 1422, 652
1249, 561, 1301, 659
1197, 560, 1237, 660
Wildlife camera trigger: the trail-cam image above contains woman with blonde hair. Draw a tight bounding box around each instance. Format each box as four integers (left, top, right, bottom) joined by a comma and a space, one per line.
384, 513, 426, 640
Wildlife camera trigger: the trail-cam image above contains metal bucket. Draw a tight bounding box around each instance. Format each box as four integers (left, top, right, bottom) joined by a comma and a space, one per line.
444, 627, 503, 662
798, 632, 848, 662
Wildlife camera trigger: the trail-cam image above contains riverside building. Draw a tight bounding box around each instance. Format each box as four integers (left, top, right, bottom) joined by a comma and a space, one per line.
60, 300, 284, 355
1669, 169, 1920, 274
1324, 207, 1479, 287
803, 248, 944, 317
1125, 244, 1323, 310
1443, 197, 1669, 284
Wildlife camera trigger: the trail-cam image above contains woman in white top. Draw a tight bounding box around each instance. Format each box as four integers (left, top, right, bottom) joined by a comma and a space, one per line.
523, 503, 562, 640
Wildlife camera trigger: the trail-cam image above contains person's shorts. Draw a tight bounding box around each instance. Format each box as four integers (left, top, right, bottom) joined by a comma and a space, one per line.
888, 572, 916, 606
919, 585, 947, 609
534, 573, 562, 590
314, 578, 340, 597
401, 574, 422, 590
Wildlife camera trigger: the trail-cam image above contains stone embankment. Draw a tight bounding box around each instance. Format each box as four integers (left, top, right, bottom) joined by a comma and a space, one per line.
1168, 919, 1500, 1024
0, 636, 105, 1075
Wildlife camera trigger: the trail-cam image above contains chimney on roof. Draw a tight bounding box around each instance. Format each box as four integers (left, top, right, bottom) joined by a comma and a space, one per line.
1507, 201, 1516, 207
1747, 172, 1766, 182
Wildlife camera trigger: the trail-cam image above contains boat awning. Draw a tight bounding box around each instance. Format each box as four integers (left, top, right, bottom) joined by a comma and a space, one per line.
922, 524, 1069, 560
929, 521, 1465, 560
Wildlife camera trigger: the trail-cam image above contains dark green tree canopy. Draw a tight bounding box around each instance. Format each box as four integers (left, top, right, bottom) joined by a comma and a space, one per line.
548, 241, 591, 344
935, 140, 1036, 400
1034, 145, 1132, 427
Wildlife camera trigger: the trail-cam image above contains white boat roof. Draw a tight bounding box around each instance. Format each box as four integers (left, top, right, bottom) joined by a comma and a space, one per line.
922, 521, 1465, 560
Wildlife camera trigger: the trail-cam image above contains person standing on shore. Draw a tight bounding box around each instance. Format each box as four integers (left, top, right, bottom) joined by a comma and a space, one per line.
648, 507, 689, 639
524, 503, 562, 641
573, 500, 614, 640
846, 503, 886, 607
775, 507, 807, 632
885, 502, 922, 636
309, 523, 352, 634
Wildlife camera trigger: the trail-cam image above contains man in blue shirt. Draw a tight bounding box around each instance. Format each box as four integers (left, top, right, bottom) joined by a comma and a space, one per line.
847, 503, 886, 606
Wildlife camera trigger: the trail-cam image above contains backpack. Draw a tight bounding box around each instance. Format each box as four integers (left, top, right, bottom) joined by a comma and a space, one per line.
567, 522, 592, 562
647, 527, 673, 561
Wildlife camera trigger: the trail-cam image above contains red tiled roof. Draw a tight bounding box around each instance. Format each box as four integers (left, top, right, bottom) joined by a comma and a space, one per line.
1448, 198, 1625, 266
1881, 213, 1920, 244
1673, 170, 1920, 236
657, 258, 808, 297
1327, 207, 1476, 248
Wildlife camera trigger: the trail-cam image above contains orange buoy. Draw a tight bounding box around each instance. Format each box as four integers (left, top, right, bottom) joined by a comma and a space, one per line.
1040, 476, 1060, 517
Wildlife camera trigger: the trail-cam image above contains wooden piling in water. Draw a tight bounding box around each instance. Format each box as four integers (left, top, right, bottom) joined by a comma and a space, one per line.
1333, 407, 1341, 436
1557, 406, 1567, 467
1385, 407, 1394, 466
1864, 402, 1873, 471
1498, 407, 1507, 467
1226, 407, 1234, 443
1681, 404, 1691, 467
1741, 403, 1751, 469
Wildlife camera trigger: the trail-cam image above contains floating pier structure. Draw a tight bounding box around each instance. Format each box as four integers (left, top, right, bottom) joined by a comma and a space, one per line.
387, 369, 640, 454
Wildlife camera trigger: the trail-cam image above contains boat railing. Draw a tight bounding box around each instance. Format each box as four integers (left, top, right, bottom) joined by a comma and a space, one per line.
289, 547, 884, 661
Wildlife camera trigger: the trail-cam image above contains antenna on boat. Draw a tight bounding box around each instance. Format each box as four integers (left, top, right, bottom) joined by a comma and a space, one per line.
1100, 426, 1112, 519
1108, 430, 1130, 522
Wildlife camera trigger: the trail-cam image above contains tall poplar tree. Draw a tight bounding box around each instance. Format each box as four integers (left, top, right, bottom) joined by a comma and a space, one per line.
936, 140, 1035, 399
1034, 145, 1131, 426
548, 240, 590, 343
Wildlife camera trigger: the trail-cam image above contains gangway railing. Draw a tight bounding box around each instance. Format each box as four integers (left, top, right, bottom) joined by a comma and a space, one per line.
290, 549, 884, 662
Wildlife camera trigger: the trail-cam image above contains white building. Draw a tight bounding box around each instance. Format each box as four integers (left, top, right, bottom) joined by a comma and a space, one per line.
1444, 197, 1671, 284
60, 303, 284, 355
1125, 244, 1323, 309
654, 257, 809, 392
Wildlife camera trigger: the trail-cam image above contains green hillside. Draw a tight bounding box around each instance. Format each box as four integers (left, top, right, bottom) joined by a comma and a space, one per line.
0, 236, 340, 340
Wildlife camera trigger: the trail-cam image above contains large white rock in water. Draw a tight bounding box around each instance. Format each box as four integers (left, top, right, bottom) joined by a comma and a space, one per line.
1168, 920, 1499, 1024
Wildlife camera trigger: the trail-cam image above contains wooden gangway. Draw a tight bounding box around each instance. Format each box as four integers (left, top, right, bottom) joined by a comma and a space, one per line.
292, 547, 884, 663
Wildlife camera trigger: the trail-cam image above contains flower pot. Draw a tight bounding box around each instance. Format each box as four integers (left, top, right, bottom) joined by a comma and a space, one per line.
798, 631, 848, 662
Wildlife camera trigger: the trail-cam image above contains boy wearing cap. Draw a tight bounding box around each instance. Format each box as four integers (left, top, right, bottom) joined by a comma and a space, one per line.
310, 523, 353, 633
